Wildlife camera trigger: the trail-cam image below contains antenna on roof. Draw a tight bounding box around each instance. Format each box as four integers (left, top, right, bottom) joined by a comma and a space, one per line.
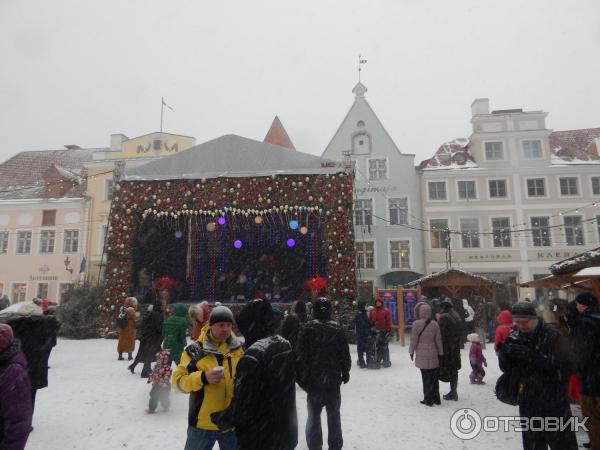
358, 54, 367, 83
160, 97, 174, 133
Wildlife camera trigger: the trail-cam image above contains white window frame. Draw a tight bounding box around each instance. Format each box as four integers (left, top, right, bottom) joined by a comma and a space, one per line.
483, 141, 505, 161
558, 175, 581, 197
427, 180, 448, 202
0, 230, 8, 255
564, 215, 585, 246
37, 282, 49, 299
353, 198, 373, 226
490, 216, 512, 248
39, 229, 56, 255
521, 139, 544, 159
105, 178, 114, 201
388, 197, 409, 226
529, 215, 552, 248
459, 217, 481, 249
429, 218, 450, 250
355, 240, 376, 270
487, 178, 509, 200
591, 176, 600, 196
389, 239, 411, 270
525, 177, 548, 198
11, 282, 28, 303
16, 230, 32, 255
367, 157, 388, 181
63, 229, 80, 254
456, 179, 478, 201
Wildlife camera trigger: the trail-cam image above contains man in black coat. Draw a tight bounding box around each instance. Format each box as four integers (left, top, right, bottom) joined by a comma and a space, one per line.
571, 292, 600, 449
296, 297, 351, 450
499, 301, 578, 450
438, 299, 462, 401
212, 299, 297, 450
354, 300, 374, 369
128, 299, 164, 378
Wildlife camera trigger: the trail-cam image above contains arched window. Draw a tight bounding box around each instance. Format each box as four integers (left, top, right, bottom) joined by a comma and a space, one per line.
357, 120, 365, 127
352, 132, 371, 155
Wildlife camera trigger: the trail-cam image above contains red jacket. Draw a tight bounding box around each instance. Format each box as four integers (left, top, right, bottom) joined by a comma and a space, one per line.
369, 302, 392, 332
494, 310, 513, 352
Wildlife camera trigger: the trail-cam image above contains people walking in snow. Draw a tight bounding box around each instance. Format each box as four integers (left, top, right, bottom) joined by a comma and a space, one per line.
498, 300, 578, 450
471, 295, 488, 349
296, 297, 351, 450
570, 292, 600, 450
494, 309, 514, 353
129, 299, 164, 378
172, 305, 243, 450
117, 297, 138, 361
409, 303, 443, 406
438, 298, 462, 401
147, 348, 172, 414
354, 300, 375, 369
212, 299, 298, 450
162, 303, 188, 365
0, 323, 32, 450
369, 298, 392, 368
467, 333, 487, 384
280, 300, 308, 352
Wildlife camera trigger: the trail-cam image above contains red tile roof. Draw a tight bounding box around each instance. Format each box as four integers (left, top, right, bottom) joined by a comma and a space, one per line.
549, 128, 600, 162
418, 138, 477, 170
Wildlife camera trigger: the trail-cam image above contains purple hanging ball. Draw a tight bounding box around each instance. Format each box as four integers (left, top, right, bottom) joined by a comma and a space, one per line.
233, 240, 243, 249
287, 238, 296, 247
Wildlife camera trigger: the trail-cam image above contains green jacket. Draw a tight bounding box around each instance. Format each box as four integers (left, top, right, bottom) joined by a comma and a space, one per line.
162, 304, 188, 364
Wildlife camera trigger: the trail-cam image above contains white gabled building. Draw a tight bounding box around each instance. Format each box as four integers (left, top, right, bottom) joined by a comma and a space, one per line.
419, 98, 600, 303
323, 83, 425, 294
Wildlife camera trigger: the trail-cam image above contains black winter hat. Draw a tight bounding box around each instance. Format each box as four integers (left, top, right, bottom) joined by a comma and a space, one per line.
209, 306, 234, 325
236, 300, 274, 345
313, 297, 332, 321
575, 292, 598, 308
511, 301, 537, 319
440, 298, 453, 310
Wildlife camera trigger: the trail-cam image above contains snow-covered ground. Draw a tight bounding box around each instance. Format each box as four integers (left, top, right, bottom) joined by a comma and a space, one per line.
28, 337, 588, 449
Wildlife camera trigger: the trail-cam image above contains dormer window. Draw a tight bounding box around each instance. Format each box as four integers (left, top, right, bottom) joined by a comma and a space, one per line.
452, 152, 466, 163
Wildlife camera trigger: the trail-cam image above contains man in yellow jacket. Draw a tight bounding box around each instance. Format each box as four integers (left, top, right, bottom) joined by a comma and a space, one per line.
172, 305, 243, 450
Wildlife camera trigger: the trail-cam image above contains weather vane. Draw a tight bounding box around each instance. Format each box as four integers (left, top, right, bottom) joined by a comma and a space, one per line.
358, 54, 367, 82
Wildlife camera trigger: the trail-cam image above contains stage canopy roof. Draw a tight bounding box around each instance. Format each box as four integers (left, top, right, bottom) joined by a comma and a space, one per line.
124, 134, 344, 181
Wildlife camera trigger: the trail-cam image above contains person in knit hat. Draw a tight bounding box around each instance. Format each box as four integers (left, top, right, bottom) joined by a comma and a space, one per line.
147, 348, 172, 413
467, 333, 487, 384
571, 292, 600, 450
0, 323, 33, 449
172, 304, 243, 450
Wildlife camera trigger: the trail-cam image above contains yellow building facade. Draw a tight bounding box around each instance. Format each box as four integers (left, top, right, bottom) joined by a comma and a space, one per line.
84, 132, 195, 280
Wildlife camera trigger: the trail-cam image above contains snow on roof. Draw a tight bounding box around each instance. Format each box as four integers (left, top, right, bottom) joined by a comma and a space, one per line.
418, 138, 478, 170
550, 246, 600, 275
405, 268, 503, 287
549, 128, 600, 164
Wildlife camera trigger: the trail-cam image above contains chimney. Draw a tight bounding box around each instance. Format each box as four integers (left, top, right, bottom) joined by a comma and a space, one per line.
110, 134, 128, 151
471, 98, 490, 116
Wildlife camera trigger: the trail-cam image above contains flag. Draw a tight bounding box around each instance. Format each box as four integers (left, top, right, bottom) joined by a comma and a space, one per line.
79, 257, 86, 274
162, 98, 174, 111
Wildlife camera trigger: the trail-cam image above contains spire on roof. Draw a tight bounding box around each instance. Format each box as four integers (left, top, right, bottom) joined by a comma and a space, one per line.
352, 82, 367, 99
264, 116, 296, 150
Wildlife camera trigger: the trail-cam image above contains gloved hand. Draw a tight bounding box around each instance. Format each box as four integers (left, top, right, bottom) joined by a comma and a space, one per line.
341, 372, 350, 384
410, 353, 414, 361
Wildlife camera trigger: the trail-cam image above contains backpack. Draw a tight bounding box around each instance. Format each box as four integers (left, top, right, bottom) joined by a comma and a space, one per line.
116, 308, 128, 329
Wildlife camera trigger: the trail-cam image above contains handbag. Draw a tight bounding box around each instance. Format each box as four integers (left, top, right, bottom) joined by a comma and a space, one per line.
438, 365, 452, 383
495, 370, 525, 406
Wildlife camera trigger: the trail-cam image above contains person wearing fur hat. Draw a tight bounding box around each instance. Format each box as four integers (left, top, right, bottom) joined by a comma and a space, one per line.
571, 292, 600, 449
296, 297, 351, 450
117, 297, 138, 361
467, 333, 487, 384
212, 299, 297, 450
173, 305, 243, 450
0, 323, 32, 450
498, 300, 577, 450
280, 300, 308, 352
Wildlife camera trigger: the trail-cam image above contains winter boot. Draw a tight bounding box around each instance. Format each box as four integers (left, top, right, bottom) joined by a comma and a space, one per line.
443, 391, 458, 401
118, 353, 124, 361
357, 359, 366, 369
128, 353, 133, 361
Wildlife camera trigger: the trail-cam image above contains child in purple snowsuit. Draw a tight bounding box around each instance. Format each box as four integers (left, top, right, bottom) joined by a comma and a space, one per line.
147, 348, 172, 413
467, 332, 487, 384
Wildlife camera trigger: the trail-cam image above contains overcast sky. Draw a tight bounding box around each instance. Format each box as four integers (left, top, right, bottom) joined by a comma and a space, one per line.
1, 0, 599, 165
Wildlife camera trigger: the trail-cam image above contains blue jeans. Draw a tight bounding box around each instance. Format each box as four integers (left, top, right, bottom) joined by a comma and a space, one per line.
184, 427, 237, 450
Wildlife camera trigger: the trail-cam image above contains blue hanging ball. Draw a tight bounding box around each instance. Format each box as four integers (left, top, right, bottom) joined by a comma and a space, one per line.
174, 230, 183, 239
289, 220, 299, 230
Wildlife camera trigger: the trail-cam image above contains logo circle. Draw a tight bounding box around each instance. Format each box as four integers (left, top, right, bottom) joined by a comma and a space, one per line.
450, 408, 482, 440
